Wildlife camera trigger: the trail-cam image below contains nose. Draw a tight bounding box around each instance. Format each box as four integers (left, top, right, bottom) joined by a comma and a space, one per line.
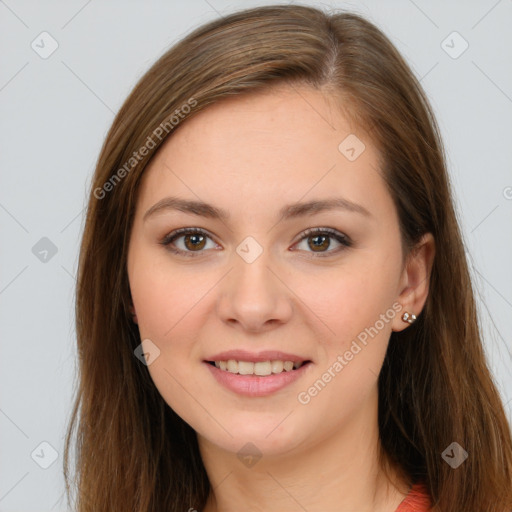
216, 249, 294, 333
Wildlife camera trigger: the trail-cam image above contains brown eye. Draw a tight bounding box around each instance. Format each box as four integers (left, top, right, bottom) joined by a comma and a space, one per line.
161, 228, 217, 257
294, 227, 352, 257
307, 234, 331, 252
183, 233, 207, 251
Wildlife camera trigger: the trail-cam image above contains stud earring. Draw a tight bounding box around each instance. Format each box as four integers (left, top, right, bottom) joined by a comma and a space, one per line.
402, 312, 417, 324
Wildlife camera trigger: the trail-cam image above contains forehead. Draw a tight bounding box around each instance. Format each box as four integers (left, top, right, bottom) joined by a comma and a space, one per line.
136, 84, 391, 222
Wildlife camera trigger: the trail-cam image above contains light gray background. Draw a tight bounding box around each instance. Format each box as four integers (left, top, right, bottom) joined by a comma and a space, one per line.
1, 1, 511, 510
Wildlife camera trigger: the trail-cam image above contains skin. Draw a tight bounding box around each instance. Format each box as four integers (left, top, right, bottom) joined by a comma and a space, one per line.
127, 83, 435, 512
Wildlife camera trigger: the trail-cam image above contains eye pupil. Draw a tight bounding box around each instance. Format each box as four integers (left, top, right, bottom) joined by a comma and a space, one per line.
185, 234, 206, 251
309, 235, 329, 251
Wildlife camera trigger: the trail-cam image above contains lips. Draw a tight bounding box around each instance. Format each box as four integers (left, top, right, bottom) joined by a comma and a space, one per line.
204, 360, 312, 396
203, 349, 313, 397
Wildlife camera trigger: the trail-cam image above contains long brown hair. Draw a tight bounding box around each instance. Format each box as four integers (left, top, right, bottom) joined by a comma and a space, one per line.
63, 4, 512, 511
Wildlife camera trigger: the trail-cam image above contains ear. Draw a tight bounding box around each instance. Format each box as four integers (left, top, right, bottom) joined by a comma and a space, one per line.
392, 232, 435, 332
129, 304, 138, 324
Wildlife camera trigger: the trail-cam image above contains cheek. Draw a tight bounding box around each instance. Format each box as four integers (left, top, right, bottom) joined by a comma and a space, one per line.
130, 263, 213, 429
289, 259, 397, 406
294, 260, 396, 347
293, 275, 393, 431
129, 252, 213, 341
129, 256, 215, 404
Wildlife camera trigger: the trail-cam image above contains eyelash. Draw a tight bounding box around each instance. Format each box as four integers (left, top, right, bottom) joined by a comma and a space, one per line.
160, 227, 352, 258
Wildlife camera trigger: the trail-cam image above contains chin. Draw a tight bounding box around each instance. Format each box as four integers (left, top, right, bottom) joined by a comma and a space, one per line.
195, 412, 308, 460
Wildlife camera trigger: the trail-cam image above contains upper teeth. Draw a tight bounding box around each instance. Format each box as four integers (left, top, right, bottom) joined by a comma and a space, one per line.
214, 360, 303, 376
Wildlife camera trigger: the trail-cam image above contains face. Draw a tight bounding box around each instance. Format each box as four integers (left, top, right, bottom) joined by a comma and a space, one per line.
127, 84, 412, 459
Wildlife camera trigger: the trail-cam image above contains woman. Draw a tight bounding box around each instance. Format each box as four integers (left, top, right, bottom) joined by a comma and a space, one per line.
63, 4, 512, 511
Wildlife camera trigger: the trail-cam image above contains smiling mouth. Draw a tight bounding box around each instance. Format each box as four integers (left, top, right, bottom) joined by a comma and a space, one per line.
206, 360, 311, 376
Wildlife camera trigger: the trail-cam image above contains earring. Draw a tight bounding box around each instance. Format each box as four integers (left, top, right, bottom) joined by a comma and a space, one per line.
402, 312, 417, 324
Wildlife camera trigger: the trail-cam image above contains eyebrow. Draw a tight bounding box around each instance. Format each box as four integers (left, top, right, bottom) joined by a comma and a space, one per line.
143, 195, 372, 223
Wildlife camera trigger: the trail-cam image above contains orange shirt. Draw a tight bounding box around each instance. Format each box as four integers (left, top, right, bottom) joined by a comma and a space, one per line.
395, 482, 432, 511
